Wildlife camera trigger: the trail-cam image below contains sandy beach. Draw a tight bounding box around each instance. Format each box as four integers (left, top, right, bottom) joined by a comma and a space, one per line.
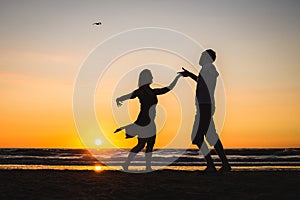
0, 170, 299, 199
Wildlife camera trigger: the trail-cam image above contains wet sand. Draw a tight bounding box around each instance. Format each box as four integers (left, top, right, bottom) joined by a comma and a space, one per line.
0, 170, 299, 199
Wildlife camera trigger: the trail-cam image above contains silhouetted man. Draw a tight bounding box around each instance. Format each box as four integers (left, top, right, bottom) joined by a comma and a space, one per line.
179, 49, 231, 172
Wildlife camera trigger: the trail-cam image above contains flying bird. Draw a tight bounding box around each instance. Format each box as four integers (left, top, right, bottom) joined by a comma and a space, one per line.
92, 21, 102, 26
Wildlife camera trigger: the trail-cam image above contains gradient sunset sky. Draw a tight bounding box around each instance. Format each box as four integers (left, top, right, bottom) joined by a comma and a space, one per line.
0, 0, 299, 148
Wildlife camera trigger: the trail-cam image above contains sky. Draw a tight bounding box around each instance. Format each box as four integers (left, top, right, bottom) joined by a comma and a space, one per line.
0, 0, 299, 148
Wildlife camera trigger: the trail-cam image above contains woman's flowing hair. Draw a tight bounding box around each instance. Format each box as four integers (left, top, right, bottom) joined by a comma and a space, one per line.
138, 69, 152, 87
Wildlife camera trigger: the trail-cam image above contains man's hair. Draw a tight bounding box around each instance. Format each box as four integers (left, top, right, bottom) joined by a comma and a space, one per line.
204, 49, 216, 62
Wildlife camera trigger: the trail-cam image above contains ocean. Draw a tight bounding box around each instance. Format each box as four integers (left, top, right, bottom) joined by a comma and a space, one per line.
0, 148, 299, 171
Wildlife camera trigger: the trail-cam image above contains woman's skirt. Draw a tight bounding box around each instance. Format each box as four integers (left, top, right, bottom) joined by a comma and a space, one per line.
121, 121, 156, 139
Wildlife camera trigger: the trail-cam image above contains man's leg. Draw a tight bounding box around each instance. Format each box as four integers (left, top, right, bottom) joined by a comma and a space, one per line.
196, 141, 216, 172
206, 115, 231, 172
214, 139, 231, 171
195, 104, 216, 171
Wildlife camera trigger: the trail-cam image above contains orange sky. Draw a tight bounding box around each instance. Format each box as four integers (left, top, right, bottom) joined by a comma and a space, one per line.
1, 50, 299, 148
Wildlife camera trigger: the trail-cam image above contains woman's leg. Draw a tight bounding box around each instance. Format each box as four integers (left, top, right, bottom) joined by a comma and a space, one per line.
131, 138, 147, 153
145, 136, 156, 171
123, 138, 146, 170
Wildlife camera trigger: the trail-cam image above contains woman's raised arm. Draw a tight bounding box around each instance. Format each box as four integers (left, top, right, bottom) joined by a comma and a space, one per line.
153, 74, 182, 95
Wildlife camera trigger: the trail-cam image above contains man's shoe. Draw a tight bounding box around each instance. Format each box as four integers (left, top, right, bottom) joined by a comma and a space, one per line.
203, 165, 217, 172
219, 165, 231, 172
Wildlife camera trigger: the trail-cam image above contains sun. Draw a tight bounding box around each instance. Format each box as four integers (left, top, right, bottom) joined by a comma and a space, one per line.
94, 165, 102, 172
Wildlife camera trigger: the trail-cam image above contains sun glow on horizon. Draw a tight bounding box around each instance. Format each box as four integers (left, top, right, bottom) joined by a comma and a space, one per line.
94, 165, 103, 172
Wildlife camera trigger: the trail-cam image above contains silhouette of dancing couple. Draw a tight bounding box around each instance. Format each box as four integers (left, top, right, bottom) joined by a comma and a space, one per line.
114, 49, 231, 172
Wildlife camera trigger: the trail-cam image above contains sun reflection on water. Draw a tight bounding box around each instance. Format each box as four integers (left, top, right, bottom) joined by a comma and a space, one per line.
0, 165, 299, 172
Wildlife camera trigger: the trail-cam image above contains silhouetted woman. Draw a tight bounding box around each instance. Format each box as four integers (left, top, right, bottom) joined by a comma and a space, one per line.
114, 69, 181, 171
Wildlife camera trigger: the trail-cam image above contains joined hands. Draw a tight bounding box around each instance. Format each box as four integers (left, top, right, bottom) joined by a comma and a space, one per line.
178, 67, 192, 77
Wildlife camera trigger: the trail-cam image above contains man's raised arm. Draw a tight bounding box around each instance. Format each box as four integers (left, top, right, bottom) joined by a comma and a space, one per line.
178, 67, 197, 82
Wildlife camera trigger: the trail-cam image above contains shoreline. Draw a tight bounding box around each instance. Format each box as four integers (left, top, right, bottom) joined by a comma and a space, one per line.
1, 164, 300, 172
1, 170, 299, 199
